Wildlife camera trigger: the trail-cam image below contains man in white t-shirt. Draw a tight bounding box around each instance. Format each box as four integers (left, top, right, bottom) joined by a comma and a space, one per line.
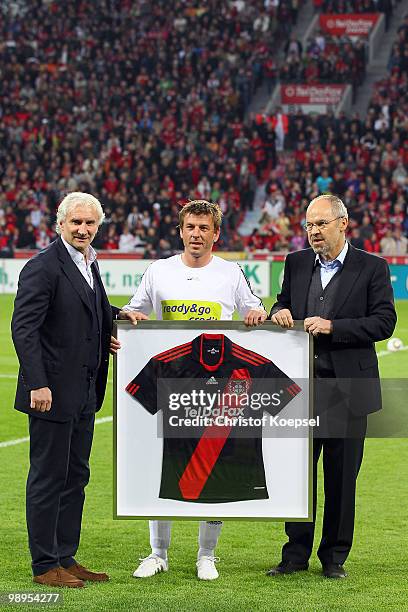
117, 200, 267, 581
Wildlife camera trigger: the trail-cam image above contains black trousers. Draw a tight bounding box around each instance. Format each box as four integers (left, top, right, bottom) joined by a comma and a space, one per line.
26, 378, 96, 576
282, 416, 367, 566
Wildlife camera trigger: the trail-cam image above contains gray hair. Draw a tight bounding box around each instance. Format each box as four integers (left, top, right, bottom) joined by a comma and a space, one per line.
56, 192, 105, 234
309, 194, 348, 219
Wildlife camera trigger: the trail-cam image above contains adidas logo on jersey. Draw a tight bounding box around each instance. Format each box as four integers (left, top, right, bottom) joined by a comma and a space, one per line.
206, 376, 218, 385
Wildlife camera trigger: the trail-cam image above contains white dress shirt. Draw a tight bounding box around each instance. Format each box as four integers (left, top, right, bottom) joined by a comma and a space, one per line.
61, 236, 97, 290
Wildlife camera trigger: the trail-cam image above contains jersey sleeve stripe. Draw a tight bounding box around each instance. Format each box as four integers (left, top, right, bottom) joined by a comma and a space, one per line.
286, 383, 301, 397
154, 341, 193, 360
231, 343, 270, 361
126, 383, 140, 396
231, 345, 271, 364
237, 263, 264, 309
231, 351, 268, 367
231, 351, 270, 366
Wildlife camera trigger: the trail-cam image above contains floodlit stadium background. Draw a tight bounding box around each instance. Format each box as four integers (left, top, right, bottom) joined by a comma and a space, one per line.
1, 0, 407, 609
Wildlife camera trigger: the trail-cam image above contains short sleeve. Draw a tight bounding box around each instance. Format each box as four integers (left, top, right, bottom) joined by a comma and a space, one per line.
252, 361, 301, 416
234, 264, 264, 317
122, 263, 154, 315
126, 358, 160, 414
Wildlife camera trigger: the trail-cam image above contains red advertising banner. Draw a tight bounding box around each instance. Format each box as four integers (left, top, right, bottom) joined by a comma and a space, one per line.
319, 13, 380, 36
281, 84, 346, 105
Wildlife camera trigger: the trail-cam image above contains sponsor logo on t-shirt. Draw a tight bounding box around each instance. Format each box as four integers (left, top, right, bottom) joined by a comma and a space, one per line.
161, 300, 222, 321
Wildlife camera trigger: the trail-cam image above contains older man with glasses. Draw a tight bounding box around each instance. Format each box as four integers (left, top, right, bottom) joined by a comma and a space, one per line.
266, 194, 396, 579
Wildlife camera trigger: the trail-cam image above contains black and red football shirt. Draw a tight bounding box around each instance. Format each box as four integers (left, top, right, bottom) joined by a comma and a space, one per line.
126, 334, 301, 503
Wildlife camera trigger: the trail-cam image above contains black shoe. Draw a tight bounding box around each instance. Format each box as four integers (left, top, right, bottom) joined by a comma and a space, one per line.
266, 561, 308, 576
322, 564, 347, 579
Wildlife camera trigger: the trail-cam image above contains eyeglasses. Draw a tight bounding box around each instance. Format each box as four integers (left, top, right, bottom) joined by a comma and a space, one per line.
303, 216, 345, 232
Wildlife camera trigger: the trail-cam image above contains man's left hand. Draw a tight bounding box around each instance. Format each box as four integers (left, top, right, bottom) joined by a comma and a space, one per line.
304, 316, 333, 336
110, 335, 121, 354
244, 309, 268, 327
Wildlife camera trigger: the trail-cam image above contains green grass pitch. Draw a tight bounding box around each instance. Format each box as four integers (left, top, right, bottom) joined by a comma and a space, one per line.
0, 294, 407, 611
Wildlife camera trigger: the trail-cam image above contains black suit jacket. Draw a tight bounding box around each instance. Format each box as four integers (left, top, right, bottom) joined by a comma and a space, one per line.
270, 245, 397, 415
12, 238, 117, 422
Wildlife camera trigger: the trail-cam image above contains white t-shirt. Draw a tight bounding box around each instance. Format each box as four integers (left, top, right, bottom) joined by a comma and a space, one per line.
122, 254, 263, 321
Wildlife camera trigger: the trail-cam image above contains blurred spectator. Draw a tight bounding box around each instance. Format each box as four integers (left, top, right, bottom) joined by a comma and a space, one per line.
16, 221, 36, 249
118, 226, 137, 253
290, 228, 307, 251
229, 231, 245, 251
102, 226, 119, 251
380, 228, 397, 254
272, 107, 289, 151
364, 231, 381, 253
393, 227, 408, 254
316, 169, 334, 193
349, 227, 365, 249
35, 221, 52, 250
285, 34, 303, 59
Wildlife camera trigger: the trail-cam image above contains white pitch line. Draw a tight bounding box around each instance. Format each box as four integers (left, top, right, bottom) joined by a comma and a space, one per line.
0, 435, 29, 448
0, 415, 113, 449
0, 346, 406, 447
376, 346, 408, 357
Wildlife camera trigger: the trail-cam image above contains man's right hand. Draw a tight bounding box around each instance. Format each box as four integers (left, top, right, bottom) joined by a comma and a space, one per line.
30, 387, 52, 412
118, 310, 149, 325
271, 308, 294, 329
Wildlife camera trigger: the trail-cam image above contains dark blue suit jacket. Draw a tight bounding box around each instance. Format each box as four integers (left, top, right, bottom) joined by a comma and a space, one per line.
12, 237, 118, 422
270, 245, 397, 415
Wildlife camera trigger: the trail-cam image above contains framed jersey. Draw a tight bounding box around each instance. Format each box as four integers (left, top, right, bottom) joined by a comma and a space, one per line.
114, 321, 313, 520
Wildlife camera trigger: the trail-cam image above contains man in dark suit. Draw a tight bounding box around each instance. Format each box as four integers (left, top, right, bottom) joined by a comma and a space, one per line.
267, 194, 396, 579
12, 192, 117, 588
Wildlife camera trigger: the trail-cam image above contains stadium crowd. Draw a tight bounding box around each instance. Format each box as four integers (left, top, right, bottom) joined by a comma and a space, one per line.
0, 0, 302, 256
0, 0, 406, 257
313, 0, 394, 30
280, 34, 367, 90
314, 0, 393, 15
247, 6, 408, 255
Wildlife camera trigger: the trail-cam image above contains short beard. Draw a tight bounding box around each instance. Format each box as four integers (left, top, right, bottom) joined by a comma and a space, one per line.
311, 242, 330, 258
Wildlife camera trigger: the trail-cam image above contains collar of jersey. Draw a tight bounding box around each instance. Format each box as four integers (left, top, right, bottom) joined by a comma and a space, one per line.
195, 333, 226, 372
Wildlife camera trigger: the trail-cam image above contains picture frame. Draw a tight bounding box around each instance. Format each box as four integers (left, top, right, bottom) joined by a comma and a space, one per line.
114, 321, 313, 521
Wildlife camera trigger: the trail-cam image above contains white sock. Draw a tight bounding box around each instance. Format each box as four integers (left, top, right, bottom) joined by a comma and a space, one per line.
198, 521, 222, 559
149, 520, 171, 560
